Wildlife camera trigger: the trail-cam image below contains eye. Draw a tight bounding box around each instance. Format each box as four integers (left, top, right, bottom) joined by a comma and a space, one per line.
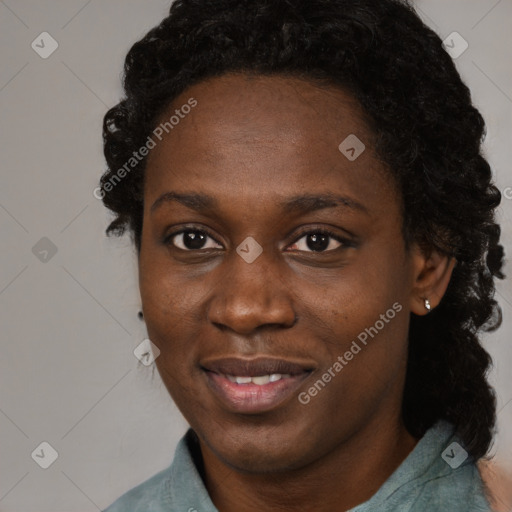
165, 229, 222, 251
164, 227, 351, 253
287, 229, 347, 253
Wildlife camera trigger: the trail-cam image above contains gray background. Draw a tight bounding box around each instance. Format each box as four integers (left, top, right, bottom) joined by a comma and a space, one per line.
0, 0, 511, 510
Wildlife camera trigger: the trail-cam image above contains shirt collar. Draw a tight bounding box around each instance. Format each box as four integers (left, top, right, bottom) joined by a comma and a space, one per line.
161, 420, 474, 511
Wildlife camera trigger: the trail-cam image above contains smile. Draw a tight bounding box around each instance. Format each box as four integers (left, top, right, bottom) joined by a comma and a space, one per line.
200, 357, 315, 414
224, 373, 291, 385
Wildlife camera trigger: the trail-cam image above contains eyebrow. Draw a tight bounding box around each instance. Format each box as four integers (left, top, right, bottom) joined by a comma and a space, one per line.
150, 192, 369, 216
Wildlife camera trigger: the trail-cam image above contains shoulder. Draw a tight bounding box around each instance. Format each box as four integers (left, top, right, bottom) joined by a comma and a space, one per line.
411, 459, 493, 511
354, 421, 495, 512
405, 421, 493, 511
102, 429, 210, 512
102, 465, 172, 512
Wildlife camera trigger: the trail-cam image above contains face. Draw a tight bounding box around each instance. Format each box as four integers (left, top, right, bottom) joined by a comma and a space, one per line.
139, 73, 419, 473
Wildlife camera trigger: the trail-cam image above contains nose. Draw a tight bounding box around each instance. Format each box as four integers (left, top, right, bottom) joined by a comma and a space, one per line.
207, 249, 297, 335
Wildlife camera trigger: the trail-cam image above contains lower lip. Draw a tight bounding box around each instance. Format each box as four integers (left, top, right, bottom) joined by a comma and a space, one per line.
204, 371, 311, 414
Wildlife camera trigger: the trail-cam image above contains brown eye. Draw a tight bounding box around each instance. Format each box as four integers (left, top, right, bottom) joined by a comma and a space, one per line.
288, 229, 348, 253
166, 229, 223, 251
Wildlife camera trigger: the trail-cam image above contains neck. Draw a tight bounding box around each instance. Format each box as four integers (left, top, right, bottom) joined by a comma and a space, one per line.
198, 415, 418, 512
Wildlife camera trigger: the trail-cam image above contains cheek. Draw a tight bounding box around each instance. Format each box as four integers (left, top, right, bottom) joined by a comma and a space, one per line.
138, 252, 190, 364
139, 243, 192, 323
296, 253, 406, 343
294, 252, 410, 404
139, 266, 202, 410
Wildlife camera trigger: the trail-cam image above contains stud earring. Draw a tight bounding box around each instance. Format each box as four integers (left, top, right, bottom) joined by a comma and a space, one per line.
138, 310, 144, 320
424, 299, 431, 312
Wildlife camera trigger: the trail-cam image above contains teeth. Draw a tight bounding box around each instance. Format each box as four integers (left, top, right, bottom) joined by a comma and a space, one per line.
252, 375, 271, 385
225, 373, 291, 385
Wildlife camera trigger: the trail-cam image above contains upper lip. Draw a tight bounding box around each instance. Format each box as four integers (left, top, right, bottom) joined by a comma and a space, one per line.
201, 357, 315, 377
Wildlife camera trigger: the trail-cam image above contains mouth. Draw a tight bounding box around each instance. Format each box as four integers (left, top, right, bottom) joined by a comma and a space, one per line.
200, 357, 315, 414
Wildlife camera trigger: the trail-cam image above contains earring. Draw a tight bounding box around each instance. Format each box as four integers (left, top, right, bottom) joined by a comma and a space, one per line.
138, 310, 144, 320
424, 299, 431, 312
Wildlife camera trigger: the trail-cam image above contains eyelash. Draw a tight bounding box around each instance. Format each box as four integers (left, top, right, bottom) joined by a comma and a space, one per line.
163, 226, 353, 253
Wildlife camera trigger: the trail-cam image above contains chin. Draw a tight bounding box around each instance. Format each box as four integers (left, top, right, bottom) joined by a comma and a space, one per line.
199, 418, 322, 474
219, 443, 307, 474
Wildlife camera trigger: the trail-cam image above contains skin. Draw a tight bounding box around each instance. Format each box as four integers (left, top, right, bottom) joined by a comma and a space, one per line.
138, 73, 456, 511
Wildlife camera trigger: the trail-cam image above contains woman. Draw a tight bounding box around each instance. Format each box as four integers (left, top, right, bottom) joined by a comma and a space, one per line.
99, 0, 505, 510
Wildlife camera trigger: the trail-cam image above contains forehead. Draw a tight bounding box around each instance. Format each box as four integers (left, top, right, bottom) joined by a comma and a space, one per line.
153, 72, 374, 155
144, 73, 397, 219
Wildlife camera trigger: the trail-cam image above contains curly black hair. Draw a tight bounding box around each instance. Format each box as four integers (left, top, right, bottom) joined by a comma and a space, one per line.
100, 0, 505, 460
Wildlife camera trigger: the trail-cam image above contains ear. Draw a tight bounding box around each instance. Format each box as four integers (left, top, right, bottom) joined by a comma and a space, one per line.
409, 243, 457, 316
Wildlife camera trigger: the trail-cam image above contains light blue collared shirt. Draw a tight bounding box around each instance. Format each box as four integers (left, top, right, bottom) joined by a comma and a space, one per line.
103, 420, 492, 511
